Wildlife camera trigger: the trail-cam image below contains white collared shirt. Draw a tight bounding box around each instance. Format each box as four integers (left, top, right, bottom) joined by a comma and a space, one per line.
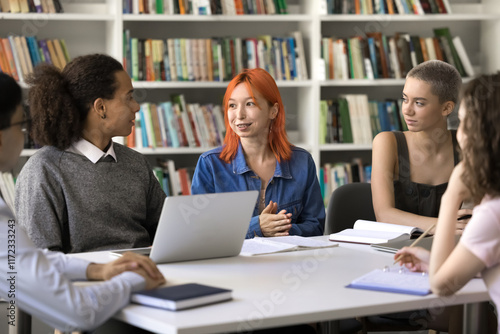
66, 138, 117, 163
0, 197, 145, 331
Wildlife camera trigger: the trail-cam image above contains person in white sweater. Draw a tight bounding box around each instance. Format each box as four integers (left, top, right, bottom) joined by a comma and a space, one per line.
0, 72, 165, 332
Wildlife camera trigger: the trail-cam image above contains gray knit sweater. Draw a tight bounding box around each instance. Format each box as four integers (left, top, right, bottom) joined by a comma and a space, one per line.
15, 144, 166, 253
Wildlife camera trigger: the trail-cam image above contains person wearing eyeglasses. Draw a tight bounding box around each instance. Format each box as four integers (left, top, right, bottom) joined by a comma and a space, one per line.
0, 72, 166, 333
14, 54, 166, 254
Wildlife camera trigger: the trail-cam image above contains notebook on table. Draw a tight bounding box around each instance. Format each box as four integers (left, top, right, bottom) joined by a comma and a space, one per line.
111, 190, 258, 263
347, 265, 431, 296
371, 235, 461, 254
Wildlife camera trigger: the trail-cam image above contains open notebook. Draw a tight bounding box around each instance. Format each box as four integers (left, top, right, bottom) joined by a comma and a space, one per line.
329, 220, 424, 244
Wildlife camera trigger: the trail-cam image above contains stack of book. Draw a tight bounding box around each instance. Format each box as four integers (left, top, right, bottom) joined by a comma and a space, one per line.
123, 0, 288, 15
0, 0, 63, 13
319, 95, 406, 146
322, 0, 452, 14
123, 30, 308, 82
0, 35, 70, 82
321, 27, 474, 80
127, 94, 225, 149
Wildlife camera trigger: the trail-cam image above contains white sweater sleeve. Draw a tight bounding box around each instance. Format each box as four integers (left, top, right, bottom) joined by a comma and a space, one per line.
0, 200, 146, 332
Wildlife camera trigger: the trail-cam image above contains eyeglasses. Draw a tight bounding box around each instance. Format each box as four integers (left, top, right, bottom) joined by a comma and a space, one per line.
0, 119, 31, 133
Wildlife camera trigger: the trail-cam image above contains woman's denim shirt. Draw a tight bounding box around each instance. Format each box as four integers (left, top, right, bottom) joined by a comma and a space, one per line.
191, 144, 325, 238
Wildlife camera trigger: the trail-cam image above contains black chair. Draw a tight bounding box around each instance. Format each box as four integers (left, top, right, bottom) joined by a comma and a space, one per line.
325, 183, 376, 235
325, 182, 438, 333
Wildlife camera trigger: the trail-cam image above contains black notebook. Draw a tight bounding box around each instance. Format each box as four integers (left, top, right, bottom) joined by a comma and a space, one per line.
131, 283, 232, 311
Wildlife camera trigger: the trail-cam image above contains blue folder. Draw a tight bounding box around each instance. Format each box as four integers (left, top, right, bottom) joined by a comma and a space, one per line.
347, 267, 431, 296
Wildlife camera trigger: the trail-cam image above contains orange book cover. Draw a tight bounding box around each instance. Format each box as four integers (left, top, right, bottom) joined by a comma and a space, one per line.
127, 124, 135, 148
52, 39, 67, 69
386, 0, 395, 14
0, 41, 12, 76
1, 39, 18, 81
328, 38, 334, 79
234, 0, 244, 14
177, 168, 191, 196
46, 39, 62, 69
144, 39, 154, 81
206, 39, 213, 81
419, 37, 429, 62
178, 0, 185, 14
149, 103, 164, 147
433, 37, 444, 61
354, 0, 360, 14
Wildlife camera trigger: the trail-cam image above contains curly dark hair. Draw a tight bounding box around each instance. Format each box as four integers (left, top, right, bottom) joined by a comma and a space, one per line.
460, 72, 500, 204
26, 54, 124, 150
0, 73, 23, 130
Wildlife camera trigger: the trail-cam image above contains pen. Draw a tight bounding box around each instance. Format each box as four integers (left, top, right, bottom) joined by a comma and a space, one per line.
393, 222, 436, 265
458, 214, 472, 221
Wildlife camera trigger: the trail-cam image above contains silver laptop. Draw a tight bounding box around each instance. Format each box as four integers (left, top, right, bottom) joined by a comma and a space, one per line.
112, 190, 258, 263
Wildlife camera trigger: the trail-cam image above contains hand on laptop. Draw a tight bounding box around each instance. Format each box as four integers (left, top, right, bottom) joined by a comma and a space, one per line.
260, 200, 292, 237
87, 252, 165, 288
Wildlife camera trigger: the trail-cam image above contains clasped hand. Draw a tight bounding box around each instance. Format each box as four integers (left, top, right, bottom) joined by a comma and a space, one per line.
259, 200, 292, 237
87, 252, 166, 289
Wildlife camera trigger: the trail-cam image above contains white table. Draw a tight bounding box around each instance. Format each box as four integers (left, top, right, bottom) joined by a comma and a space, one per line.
73, 241, 490, 334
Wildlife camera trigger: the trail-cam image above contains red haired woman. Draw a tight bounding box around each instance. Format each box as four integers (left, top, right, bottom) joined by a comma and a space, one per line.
191, 68, 325, 238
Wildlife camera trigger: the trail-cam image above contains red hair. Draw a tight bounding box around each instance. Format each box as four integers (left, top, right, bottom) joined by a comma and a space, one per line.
219, 68, 292, 163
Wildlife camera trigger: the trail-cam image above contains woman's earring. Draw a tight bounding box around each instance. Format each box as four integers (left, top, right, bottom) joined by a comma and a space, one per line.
101, 114, 106, 119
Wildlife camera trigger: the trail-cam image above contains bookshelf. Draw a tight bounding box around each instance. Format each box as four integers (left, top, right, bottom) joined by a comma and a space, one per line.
318, 0, 500, 171
3, 0, 500, 177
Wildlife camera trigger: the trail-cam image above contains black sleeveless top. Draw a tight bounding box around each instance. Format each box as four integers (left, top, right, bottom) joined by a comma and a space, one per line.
393, 131, 459, 218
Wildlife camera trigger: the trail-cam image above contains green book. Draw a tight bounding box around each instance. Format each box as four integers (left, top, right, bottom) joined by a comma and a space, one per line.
156, 0, 164, 14
337, 97, 353, 143
346, 39, 355, 79
433, 27, 466, 77
278, 0, 288, 14
131, 38, 139, 81
319, 100, 328, 145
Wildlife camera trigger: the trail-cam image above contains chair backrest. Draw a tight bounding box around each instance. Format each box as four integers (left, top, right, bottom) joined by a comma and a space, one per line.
325, 182, 376, 235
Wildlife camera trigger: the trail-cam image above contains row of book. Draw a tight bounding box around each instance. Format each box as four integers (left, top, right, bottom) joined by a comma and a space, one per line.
123, 0, 288, 15
322, 0, 451, 15
123, 30, 308, 82
153, 157, 373, 203
153, 159, 195, 196
0, 0, 63, 13
320, 160, 372, 206
126, 96, 226, 149
0, 36, 70, 82
321, 27, 473, 81
319, 95, 407, 145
